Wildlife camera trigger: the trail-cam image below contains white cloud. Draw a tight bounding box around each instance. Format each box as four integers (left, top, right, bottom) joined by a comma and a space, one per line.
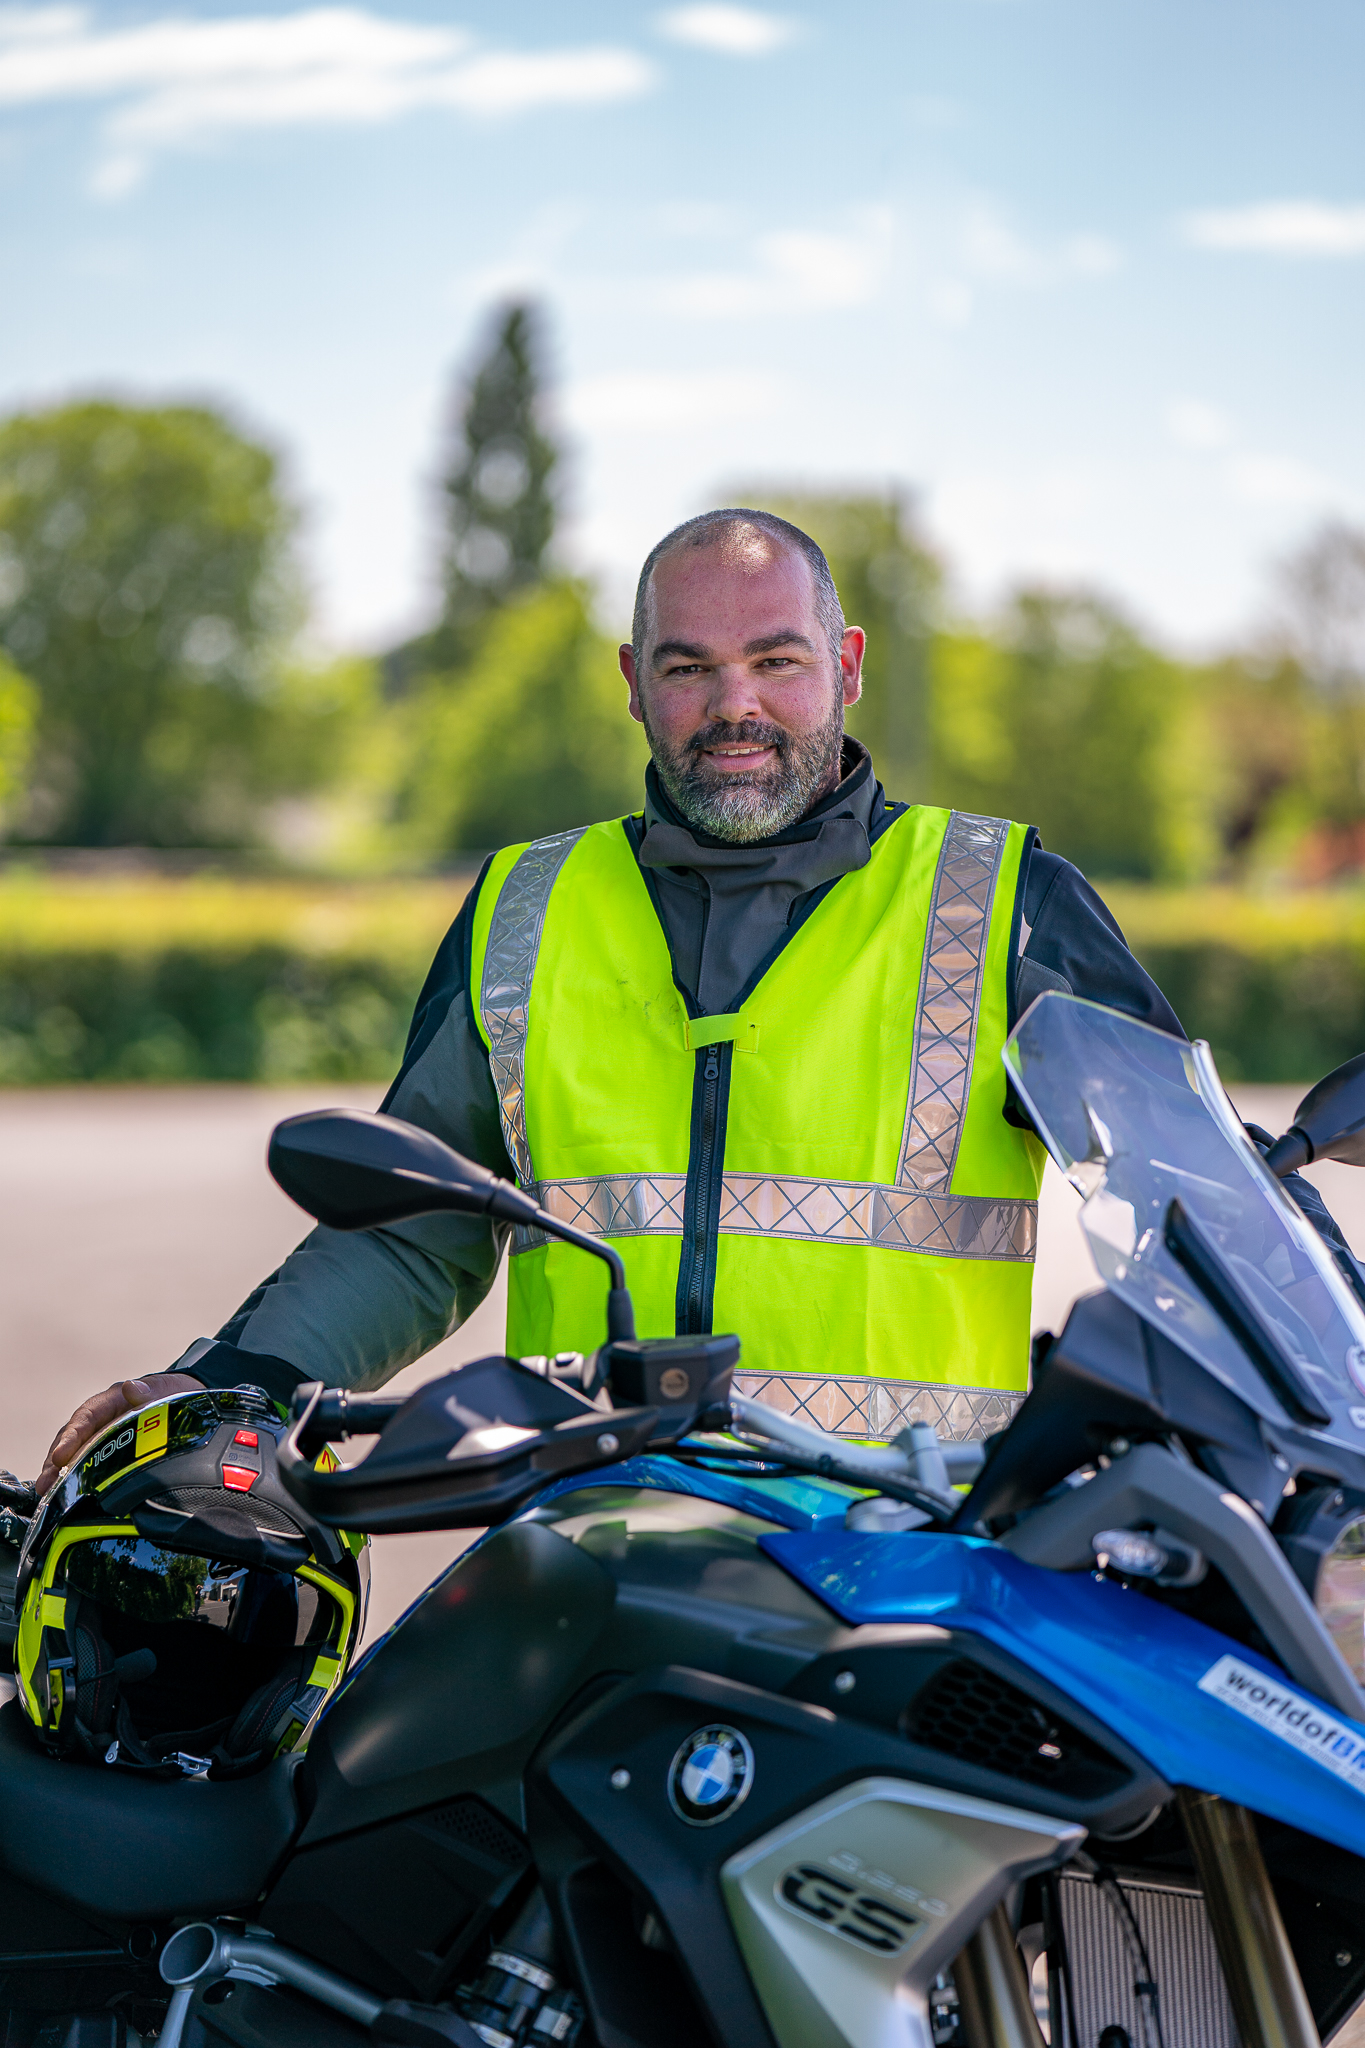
1227, 453, 1338, 508
1162, 398, 1341, 507
1182, 200, 1365, 256
655, 5, 795, 56
656, 208, 892, 318
0, 5, 656, 191
927, 278, 973, 327
1167, 399, 1235, 451
1063, 232, 1122, 277
959, 201, 1122, 284
565, 368, 782, 434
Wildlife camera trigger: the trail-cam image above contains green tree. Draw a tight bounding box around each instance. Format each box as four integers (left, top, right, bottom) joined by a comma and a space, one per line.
933, 590, 1213, 882
386, 303, 559, 691
442, 302, 557, 639
0, 654, 37, 820
393, 580, 647, 855
0, 400, 298, 845
1240, 523, 1365, 880
724, 489, 941, 799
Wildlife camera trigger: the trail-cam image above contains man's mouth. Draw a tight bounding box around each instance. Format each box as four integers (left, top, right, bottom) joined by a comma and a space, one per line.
701, 742, 777, 766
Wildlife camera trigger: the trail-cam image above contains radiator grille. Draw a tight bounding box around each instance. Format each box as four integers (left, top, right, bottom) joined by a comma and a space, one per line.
1055, 1870, 1238, 2048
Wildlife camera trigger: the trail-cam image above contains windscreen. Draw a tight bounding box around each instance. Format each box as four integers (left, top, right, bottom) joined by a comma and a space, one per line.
1006, 992, 1365, 1449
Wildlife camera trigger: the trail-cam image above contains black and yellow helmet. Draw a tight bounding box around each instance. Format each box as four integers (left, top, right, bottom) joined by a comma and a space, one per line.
14, 1384, 367, 1777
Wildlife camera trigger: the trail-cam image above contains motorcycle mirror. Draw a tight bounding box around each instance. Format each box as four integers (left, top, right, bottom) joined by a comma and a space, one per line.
1264, 1052, 1365, 1177
267, 1108, 637, 1343
268, 1108, 538, 1231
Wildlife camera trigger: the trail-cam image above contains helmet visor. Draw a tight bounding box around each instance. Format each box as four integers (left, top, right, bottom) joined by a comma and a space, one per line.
65, 1536, 323, 1649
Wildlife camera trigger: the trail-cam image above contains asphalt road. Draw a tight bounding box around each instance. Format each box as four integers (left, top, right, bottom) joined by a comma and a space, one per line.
5, 1081, 1365, 1645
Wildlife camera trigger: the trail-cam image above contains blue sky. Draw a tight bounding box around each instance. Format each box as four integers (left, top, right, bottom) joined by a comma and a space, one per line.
3, 0, 1363, 652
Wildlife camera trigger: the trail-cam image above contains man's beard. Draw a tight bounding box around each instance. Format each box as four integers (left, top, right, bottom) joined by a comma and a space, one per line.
644, 696, 845, 843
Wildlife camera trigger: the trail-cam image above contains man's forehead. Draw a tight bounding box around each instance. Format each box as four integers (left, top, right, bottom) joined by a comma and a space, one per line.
646, 536, 816, 635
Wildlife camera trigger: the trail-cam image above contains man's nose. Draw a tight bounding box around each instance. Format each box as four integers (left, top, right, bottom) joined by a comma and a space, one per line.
704, 662, 764, 725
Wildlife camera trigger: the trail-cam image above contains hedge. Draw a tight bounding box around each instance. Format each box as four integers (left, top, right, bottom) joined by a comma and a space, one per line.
0, 871, 471, 1084
3, 873, 1365, 1085
1107, 887, 1365, 1084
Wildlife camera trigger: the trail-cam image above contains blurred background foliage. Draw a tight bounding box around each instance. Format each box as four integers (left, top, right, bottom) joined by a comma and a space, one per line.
6, 300, 1365, 1080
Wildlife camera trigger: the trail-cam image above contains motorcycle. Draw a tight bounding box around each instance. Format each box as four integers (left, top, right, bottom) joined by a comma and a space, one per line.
4, 989, 1365, 2048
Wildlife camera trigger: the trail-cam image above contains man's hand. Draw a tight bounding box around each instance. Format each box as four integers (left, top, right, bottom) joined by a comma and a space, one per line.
35, 1373, 205, 1496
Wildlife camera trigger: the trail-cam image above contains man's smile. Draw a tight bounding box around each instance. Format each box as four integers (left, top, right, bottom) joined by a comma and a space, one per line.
701, 742, 778, 769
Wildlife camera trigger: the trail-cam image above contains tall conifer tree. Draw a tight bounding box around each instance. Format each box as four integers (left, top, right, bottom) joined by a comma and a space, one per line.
387, 303, 558, 690
441, 302, 557, 646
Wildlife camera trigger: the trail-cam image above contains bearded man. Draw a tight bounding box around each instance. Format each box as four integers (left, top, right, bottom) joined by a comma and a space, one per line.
39, 507, 1188, 1491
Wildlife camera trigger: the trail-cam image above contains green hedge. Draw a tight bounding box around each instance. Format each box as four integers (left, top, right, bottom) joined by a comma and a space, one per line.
0, 873, 469, 1083
1109, 888, 1365, 1083
4, 875, 1365, 1085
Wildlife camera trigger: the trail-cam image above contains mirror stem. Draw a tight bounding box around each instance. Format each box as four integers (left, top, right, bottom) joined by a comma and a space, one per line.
529, 1205, 637, 1343
1265, 1128, 1311, 1178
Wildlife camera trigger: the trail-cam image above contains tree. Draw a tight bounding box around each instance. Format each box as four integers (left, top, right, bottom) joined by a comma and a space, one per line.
0, 400, 299, 845
0, 654, 37, 821
722, 489, 941, 799
386, 303, 559, 691
442, 303, 557, 638
1274, 521, 1365, 693
932, 590, 1212, 882
392, 580, 647, 855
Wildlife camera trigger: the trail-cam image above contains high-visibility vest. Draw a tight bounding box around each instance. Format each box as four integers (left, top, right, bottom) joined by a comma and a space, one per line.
469, 805, 1045, 1442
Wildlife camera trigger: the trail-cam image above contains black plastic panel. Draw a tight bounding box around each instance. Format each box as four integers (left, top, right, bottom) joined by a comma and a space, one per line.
263, 1794, 529, 1999
299, 1523, 617, 1842
182, 1979, 368, 2047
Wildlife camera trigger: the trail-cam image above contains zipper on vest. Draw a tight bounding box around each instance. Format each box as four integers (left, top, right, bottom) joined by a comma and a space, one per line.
678, 1040, 728, 1335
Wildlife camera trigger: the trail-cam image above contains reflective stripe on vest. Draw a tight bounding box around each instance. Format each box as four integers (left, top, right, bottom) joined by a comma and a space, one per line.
470, 805, 1045, 1405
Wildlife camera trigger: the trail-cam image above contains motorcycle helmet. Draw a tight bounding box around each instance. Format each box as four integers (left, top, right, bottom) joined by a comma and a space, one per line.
14, 1384, 367, 1777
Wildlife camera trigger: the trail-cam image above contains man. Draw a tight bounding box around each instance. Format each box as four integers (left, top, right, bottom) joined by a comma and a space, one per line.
38, 508, 1184, 1493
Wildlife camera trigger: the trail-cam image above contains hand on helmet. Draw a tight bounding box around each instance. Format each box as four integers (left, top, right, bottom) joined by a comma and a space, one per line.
36, 1373, 205, 1496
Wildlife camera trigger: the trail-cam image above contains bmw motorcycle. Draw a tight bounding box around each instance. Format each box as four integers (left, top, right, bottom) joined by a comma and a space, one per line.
5, 989, 1365, 2048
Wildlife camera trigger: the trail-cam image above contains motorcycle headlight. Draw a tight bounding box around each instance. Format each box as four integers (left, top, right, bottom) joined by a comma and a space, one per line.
1315, 1516, 1365, 1683
1279, 1486, 1365, 1684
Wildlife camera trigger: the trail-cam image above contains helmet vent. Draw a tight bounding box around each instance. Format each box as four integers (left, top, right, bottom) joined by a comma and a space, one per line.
156, 1486, 303, 1537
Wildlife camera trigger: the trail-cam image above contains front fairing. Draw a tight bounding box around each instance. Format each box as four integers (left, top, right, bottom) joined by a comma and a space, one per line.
542, 1456, 1365, 1861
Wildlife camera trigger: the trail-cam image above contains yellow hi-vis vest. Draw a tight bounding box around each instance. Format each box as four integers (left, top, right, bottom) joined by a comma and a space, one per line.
469, 806, 1046, 1442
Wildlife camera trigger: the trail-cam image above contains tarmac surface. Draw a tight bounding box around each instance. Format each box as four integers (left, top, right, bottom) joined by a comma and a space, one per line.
4, 1081, 1364, 1645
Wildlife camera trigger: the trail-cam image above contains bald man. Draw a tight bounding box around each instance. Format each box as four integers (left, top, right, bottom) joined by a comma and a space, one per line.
40, 508, 1186, 1490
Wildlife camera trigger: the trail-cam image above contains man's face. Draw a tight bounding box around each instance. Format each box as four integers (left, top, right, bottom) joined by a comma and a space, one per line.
619, 536, 864, 843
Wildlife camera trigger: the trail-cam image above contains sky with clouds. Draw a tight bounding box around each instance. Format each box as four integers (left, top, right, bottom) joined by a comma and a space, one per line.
3, 0, 1363, 651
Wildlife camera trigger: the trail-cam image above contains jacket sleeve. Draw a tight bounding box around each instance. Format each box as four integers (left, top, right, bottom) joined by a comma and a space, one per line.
1008, 844, 1185, 1037
186, 875, 514, 1400
1003, 841, 1184, 1132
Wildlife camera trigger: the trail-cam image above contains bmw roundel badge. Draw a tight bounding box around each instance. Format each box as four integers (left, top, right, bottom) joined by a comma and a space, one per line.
667, 1725, 754, 1826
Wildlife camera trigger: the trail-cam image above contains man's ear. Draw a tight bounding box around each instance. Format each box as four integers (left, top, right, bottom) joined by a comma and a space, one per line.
840, 626, 866, 707
620, 642, 644, 723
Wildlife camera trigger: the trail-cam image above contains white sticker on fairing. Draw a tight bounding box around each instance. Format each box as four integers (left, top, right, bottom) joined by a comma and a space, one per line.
1199, 1654, 1365, 1791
